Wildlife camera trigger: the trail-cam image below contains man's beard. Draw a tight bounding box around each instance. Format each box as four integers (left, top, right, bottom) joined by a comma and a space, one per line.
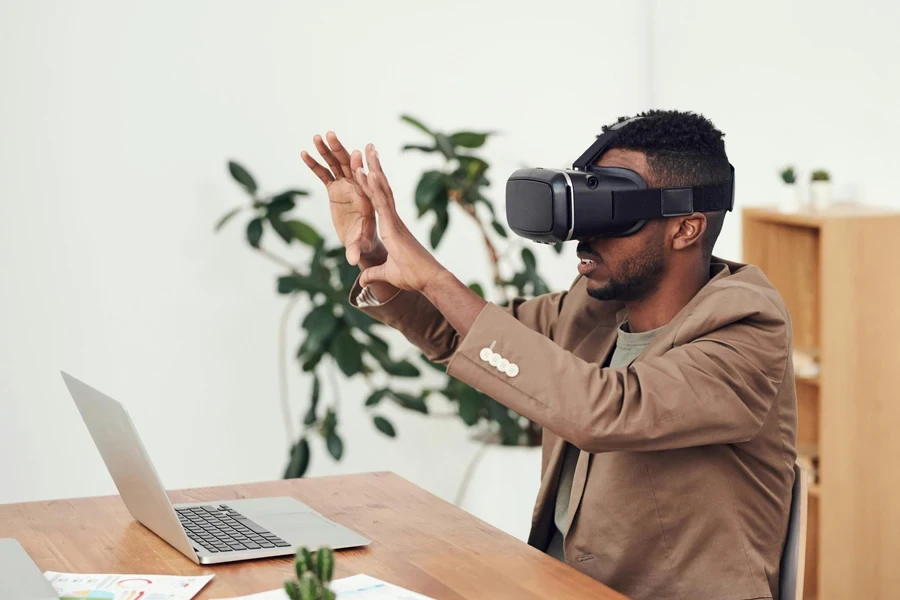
585, 242, 666, 302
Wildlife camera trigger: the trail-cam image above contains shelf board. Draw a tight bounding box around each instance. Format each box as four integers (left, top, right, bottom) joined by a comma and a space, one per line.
744, 204, 900, 228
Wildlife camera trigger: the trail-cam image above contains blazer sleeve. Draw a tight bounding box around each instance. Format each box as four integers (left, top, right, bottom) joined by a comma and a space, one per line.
348, 277, 567, 364
445, 284, 791, 453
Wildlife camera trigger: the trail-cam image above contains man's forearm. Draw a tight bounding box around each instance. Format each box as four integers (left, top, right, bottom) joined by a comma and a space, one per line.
421, 269, 488, 338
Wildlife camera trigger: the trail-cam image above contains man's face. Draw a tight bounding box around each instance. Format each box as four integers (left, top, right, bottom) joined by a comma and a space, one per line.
577, 149, 668, 302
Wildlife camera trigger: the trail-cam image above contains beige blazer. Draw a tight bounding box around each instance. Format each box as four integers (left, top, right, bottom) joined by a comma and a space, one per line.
352, 258, 798, 600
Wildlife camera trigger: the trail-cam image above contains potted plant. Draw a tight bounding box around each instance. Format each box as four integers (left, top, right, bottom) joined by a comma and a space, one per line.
284, 546, 336, 600
216, 115, 556, 539
779, 166, 802, 212
810, 169, 831, 210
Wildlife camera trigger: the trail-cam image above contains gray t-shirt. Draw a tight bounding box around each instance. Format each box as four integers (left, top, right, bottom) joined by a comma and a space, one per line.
546, 322, 663, 562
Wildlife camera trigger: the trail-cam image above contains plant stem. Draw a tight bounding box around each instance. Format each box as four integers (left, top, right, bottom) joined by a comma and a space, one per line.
449, 191, 507, 303
279, 293, 303, 447
327, 356, 342, 414
254, 245, 302, 273
454, 440, 489, 507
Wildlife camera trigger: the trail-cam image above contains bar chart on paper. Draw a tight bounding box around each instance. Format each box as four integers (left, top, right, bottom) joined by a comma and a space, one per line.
44, 572, 214, 600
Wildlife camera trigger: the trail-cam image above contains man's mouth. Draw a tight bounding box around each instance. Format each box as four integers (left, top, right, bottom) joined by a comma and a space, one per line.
577, 253, 601, 276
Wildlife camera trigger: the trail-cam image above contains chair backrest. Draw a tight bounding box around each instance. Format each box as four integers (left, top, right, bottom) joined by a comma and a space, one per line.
779, 463, 809, 600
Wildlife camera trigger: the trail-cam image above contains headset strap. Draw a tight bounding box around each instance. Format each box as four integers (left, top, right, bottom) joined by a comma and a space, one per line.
611, 166, 735, 220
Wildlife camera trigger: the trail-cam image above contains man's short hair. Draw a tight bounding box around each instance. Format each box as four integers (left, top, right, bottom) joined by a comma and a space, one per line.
602, 110, 730, 261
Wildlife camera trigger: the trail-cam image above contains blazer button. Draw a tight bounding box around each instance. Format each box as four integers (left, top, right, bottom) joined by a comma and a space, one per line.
489, 353, 502, 367
506, 363, 519, 377
497, 358, 510, 372
479, 348, 493, 362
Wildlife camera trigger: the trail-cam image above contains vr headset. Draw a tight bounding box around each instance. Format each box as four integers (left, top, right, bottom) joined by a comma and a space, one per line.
505, 117, 735, 243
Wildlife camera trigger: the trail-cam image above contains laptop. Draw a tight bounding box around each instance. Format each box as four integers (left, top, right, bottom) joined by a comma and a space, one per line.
0, 539, 59, 599
61, 371, 369, 565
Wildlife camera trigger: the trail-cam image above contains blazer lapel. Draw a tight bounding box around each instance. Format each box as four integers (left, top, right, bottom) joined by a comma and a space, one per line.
527, 434, 567, 548
529, 311, 621, 549
560, 315, 623, 541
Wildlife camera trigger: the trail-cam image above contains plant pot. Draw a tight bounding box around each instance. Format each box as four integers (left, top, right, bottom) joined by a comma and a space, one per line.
456, 443, 542, 542
780, 183, 803, 212
809, 181, 832, 210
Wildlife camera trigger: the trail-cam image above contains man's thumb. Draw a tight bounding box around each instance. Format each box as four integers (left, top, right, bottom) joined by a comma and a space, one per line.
359, 264, 387, 288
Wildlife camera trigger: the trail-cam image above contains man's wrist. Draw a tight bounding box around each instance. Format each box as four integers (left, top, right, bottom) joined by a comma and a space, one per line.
420, 268, 457, 302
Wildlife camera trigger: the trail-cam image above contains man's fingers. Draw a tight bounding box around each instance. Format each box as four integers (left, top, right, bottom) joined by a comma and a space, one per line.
301, 151, 334, 185
325, 132, 354, 179
345, 241, 361, 266
313, 134, 345, 180
359, 263, 388, 288
365, 144, 394, 201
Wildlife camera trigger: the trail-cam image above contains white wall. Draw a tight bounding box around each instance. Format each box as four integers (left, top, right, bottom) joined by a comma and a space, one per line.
650, 0, 900, 260
0, 1, 651, 505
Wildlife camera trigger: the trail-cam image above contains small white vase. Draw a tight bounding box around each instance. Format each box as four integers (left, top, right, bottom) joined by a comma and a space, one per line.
780, 183, 802, 212
809, 181, 832, 210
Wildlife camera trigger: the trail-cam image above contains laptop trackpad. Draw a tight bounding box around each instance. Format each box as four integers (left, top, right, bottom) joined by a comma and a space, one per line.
262, 512, 335, 537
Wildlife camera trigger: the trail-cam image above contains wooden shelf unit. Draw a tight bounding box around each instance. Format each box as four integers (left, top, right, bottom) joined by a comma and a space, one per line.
742, 206, 900, 600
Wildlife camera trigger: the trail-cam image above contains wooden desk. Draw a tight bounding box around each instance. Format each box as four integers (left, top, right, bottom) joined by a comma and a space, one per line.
0, 472, 626, 599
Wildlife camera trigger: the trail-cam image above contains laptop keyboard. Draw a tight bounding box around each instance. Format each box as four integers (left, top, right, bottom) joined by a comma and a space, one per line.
176, 504, 291, 554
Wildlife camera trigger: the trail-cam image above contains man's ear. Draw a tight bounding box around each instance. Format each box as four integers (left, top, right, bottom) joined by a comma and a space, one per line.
670, 213, 707, 251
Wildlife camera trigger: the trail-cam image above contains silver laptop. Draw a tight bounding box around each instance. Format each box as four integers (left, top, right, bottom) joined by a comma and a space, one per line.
61, 371, 369, 565
0, 539, 59, 599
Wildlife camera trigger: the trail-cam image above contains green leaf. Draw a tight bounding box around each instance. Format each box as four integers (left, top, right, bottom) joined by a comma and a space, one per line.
283, 438, 310, 479
400, 114, 434, 136
451, 131, 490, 148
272, 189, 309, 204
343, 304, 375, 331
522, 247, 537, 270
554, 242, 565, 254
267, 195, 296, 215
468, 283, 485, 298
278, 275, 333, 296
434, 133, 456, 159
383, 360, 420, 377
268, 214, 293, 244
365, 389, 388, 407
429, 222, 446, 250
302, 305, 337, 342
491, 220, 508, 238
389, 391, 428, 414
326, 432, 344, 460
532, 274, 551, 296
336, 261, 360, 291
457, 386, 481, 426
228, 161, 257, 194
214, 206, 243, 232
373, 416, 396, 437
287, 220, 323, 247
330, 328, 363, 377
246, 217, 264, 248
303, 375, 320, 426
415, 171, 449, 216
402, 144, 437, 153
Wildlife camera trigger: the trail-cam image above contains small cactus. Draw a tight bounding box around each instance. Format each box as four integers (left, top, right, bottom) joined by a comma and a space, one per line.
780, 166, 796, 184
285, 545, 336, 600
811, 169, 831, 182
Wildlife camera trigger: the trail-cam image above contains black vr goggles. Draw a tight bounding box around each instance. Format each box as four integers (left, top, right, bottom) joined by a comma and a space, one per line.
505, 118, 735, 243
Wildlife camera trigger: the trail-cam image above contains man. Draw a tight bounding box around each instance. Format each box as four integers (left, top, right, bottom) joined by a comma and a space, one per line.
301, 110, 798, 600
